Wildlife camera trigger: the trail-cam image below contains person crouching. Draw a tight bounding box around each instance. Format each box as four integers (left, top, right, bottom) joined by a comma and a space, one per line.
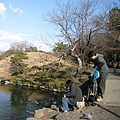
62, 80, 84, 112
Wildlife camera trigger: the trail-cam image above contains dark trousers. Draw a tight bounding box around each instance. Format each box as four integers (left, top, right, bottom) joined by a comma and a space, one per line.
97, 72, 108, 97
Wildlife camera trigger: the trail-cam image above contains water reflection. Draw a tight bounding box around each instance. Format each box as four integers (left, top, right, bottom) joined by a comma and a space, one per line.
10, 86, 29, 111
0, 85, 62, 120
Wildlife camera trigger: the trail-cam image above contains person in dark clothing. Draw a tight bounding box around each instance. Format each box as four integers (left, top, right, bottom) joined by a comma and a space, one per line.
88, 51, 109, 101
62, 80, 83, 112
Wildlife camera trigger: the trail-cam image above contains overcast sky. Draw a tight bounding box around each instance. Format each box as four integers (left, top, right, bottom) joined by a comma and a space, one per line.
0, 0, 119, 52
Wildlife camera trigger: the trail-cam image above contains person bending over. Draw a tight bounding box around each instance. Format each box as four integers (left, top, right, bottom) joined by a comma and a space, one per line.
88, 51, 109, 102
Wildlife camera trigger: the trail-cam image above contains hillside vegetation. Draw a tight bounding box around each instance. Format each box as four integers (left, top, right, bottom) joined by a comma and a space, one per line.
0, 51, 90, 92
0, 52, 73, 78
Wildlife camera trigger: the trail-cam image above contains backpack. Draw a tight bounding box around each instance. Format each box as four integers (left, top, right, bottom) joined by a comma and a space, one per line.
94, 66, 100, 79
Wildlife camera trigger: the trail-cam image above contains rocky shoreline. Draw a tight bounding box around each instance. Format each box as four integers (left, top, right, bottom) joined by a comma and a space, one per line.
26, 104, 120, 120
0, 77, 62, 93
26, 106, 85, 120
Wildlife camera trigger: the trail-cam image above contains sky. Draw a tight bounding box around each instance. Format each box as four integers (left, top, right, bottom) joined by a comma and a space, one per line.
0, 0, 120, 52
0, 0, 61, 52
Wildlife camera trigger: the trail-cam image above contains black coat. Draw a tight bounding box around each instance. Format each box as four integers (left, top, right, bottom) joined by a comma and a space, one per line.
65, 83, 83, 105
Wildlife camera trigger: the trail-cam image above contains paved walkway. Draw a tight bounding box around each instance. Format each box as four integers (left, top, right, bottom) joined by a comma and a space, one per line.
91, 68, 120, 120
98, 68, 120, 106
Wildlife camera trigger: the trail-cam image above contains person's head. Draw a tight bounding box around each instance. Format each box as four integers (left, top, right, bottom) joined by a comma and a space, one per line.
88, 51, 97, 60
65, 80, 73, 90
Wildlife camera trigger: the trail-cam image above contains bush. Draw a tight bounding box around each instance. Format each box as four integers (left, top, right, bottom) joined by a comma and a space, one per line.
36, 72, 49, 79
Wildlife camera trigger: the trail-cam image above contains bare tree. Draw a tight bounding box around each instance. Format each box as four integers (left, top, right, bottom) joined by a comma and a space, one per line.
45, 0, 104, 70
10, 41, 35, 52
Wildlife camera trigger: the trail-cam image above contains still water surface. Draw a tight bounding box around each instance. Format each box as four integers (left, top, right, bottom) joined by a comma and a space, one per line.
0, 85, 62, 120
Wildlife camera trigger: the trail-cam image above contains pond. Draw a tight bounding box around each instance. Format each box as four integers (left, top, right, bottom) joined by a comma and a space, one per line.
0, 84, 62, 120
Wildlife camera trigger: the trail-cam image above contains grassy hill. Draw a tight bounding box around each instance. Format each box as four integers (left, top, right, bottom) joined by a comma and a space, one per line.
0, 52, 72, 78
0, 51, 90, 91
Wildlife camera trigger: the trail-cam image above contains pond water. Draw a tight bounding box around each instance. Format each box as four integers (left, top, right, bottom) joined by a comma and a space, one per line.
0, 84, 62, 120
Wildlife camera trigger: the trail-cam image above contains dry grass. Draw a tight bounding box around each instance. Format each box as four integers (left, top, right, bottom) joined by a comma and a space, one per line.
0, 52, 72, 78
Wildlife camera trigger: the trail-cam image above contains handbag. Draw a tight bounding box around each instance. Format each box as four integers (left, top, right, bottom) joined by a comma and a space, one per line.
94, 66, 100, 79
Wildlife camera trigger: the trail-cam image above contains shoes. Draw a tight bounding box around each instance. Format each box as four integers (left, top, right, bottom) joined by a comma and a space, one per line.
90, 92, 94, 96
97, 96, 103, 102
64, 110, 68, 112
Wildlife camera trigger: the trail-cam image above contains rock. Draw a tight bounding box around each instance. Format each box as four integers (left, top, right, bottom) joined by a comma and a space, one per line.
52, 89, 58, 92
33, 85, 38, 88
51, 105, 59, 112
55, 111, 81, 120
0, 77, 11, 85
33, 107, 56, 119
26, 117, 37, 120
34, 109, 44, 119
40, 85, 46, 89
27, 84, 31, 87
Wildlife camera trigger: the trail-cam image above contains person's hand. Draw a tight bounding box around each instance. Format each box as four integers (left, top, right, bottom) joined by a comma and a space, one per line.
87, 64, 94, 67
64, 94, 66, 97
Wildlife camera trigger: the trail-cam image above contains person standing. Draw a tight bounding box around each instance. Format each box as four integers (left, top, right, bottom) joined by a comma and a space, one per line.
62, 80, 84, 112
88, 51, 109, 101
